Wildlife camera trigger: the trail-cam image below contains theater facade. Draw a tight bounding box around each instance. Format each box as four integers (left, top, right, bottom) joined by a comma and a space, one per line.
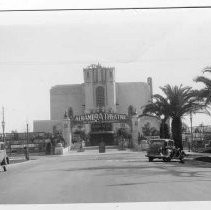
33, 64, 159, 146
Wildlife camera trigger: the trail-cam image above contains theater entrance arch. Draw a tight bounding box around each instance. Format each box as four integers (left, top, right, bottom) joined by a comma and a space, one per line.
71, 112, 132, 146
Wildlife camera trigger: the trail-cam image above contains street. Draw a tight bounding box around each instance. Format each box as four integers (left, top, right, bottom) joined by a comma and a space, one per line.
1, 150, 211, 204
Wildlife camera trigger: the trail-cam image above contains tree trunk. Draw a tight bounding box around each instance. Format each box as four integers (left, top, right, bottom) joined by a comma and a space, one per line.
171, 116, 183, 149
160, 120, 170, 139
164, 123, 170, 139
160, 121, 165, 138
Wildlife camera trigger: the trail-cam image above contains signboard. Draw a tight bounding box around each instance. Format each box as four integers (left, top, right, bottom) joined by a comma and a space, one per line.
91, 123, 112, 132
73, 112, 129, 124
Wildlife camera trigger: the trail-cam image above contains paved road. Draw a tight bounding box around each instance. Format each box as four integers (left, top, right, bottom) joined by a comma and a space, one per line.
1, 150, 211, 204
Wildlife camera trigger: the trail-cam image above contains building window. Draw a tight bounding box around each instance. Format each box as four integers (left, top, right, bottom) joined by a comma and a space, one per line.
95, 69, 98, 82
110, 71, 113, 78
96, 86, 105, 107
101, 70, 104, 82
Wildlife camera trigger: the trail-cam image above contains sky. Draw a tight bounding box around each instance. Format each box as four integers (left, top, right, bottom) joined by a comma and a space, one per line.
1, 0, 211, 132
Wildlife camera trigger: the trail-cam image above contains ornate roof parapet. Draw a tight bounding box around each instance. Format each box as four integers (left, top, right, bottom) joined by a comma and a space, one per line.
83, 63, 115, 71
83, 63, 115, 83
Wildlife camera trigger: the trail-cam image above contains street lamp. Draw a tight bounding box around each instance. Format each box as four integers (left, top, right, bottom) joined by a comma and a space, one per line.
189, 111, 193, 152
2, 107, 5, 143
160, 114, 165, 139
25, 122, 30, 160
199, 123, 204, 145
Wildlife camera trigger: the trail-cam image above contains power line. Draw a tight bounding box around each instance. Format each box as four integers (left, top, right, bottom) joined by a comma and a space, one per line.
1, 6, 211, 12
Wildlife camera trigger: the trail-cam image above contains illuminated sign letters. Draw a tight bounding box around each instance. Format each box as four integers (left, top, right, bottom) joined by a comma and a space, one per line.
73, 113, 128, 123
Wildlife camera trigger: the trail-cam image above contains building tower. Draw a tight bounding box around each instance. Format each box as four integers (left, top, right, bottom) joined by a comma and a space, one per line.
83, 64, 116, 113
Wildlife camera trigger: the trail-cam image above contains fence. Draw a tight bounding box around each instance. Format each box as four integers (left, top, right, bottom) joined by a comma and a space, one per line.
1, 132, 52, 154
182, 130, 211, 152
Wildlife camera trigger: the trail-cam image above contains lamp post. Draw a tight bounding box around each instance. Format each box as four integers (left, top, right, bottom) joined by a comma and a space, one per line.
190, 111, 193, 152
25, 122, 29, 160
26, 123, 29, 145
200, 123, 204, 141
160, 114, 165, 139
2, 107, 5, 143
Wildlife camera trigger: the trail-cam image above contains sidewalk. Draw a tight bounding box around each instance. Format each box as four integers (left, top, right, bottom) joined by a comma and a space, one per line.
184, 150, 211, 157
8, 149, 137, 163
9, 155, 27, 164
66, 148, 133, 156
8, 153, 47, 164
183, 150, 211, 163
8, 149, 211, 165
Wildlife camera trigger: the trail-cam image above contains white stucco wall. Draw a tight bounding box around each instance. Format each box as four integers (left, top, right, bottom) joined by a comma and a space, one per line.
138, 115, 161, 136
116, 82, 151, 115
50, 81, 151, 121
50, 84, 85, 120
106, 82, 116, 111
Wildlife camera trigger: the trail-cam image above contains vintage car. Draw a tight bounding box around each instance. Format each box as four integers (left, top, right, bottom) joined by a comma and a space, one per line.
0, 142, 9, 171
146, 139, 185, 163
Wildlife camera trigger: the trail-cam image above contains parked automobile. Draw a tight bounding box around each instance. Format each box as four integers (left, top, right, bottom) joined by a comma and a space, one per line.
146, 139, 185, 163
0, 142, 9, 171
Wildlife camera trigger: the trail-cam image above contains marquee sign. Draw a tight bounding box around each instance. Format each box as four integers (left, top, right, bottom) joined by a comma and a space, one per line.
91, 123, 112, 132
73, 112, 129, 124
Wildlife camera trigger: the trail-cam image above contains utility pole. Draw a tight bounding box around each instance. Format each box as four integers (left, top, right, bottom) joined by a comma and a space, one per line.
2, 107, 5, 143
25, 122, 29, 160
26, 123, 29, 146
190, 111, 193, 152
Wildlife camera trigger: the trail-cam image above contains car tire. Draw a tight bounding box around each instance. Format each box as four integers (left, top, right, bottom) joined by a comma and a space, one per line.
179, 158, 185, 163
149, 157, 153, 162
166, 157, 171, 162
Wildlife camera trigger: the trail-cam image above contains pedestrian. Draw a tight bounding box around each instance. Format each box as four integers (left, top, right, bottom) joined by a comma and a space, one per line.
45, 142, 51, 155
1, 158, 7, 172
99, 140, 105, 153
23, 146, 29, 160
82, 140, 85, 148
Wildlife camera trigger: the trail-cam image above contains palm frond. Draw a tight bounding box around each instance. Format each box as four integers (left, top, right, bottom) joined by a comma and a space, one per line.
195, 76, 211, 87
203, 66, 211, 73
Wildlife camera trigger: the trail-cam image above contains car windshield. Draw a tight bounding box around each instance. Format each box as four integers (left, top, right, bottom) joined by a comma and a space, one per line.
150, 140, 174, 146
150, 140, 165, 145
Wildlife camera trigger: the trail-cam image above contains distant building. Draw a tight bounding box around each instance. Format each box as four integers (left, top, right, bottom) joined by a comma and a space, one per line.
34, 64, 154, 145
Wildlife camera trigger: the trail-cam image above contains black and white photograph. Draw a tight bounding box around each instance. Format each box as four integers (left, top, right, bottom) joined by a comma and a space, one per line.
1, 0, 211, 209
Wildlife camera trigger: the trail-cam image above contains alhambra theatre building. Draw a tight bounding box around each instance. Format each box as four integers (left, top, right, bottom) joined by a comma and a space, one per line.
34, 64, 159, 146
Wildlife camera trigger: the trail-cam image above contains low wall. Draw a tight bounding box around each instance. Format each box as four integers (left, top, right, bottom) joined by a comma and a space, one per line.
54, 146, 70, 155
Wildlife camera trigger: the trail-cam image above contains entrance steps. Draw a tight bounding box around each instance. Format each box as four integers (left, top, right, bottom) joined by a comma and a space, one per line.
84, 145, 118, 150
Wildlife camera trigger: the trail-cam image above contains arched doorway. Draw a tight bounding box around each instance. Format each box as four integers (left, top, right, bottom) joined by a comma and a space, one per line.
90, 122, 114, 146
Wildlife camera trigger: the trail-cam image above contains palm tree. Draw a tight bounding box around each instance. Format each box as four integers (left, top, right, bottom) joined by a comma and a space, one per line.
143, 94, 171, 138
194, 67, 211, 105
144, 85, 203, 149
